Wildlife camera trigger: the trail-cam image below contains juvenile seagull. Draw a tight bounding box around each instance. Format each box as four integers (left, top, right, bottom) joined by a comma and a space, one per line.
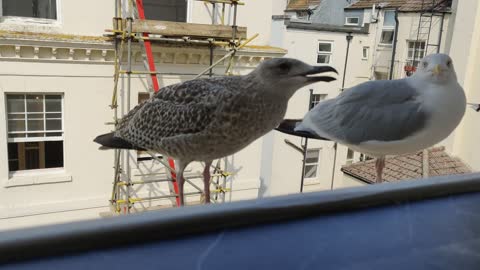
295, 54, 466, 183
95, 58, 337, 205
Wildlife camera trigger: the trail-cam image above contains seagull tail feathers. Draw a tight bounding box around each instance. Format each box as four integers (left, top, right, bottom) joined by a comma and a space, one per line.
93, 132, 145, 151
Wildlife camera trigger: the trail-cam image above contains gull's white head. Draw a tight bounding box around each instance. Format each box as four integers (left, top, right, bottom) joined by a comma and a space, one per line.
413, 53, 457, 84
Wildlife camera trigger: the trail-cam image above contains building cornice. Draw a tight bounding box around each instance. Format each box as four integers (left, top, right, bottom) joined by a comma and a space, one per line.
0, 30, 287, 66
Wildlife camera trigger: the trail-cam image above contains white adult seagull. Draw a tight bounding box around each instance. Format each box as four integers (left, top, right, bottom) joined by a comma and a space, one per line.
295, 53, 466, 182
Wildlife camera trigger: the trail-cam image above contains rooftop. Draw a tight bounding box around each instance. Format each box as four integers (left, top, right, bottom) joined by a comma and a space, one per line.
341, 146, 472, 184
345, 0, 452, 12
286, 0, 321, 11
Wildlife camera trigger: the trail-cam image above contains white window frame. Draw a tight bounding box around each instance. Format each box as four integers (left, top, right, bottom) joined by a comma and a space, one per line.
6, 94, 64, 143
345, 16, 360, 26
304, 148, 321, 179
379, 10, 396, 46
380, 28, 395, 45
0, 0, 61, 25
6, 93, 65, 175
407, 40, 426, 67
362, 46, 369, 60
317, 41, 333, 64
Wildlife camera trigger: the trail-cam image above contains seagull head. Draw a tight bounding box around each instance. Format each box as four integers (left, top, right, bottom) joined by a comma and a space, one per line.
414, 53, 457, 84
252, 58, 338, 96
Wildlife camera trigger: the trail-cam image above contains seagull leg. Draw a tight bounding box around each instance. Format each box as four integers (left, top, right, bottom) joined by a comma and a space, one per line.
375, 156, 386, 183
175, 160, 188, 206
203, 160, 213, 204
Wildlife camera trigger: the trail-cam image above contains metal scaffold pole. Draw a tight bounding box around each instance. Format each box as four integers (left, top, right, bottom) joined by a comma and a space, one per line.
107, 0, 257, 213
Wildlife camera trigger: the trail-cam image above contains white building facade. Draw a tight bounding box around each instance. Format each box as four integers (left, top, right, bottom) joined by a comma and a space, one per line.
0, 0, 287, 230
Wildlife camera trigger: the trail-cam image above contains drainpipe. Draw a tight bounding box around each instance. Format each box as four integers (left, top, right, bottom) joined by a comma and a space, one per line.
341, 33, 353, 92
300, 89, 314, 193
330, 33, 353, 190
389, 9, 399, 80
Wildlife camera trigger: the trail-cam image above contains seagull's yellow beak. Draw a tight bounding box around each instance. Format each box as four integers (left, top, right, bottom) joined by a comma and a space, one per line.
432, 64, 442, 75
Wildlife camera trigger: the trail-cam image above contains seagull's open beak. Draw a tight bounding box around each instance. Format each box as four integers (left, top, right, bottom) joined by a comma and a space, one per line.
432, 64, 442, 75
301, 66, 338, 82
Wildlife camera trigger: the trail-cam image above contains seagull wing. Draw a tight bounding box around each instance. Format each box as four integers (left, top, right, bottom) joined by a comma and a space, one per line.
296, 79, 429, 144
115, 78, 233, 147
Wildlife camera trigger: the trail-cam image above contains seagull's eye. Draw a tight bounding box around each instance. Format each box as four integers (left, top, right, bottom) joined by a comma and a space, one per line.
446, 60, 452, 67
278, 62, 291, 72
422, 62, 428, 68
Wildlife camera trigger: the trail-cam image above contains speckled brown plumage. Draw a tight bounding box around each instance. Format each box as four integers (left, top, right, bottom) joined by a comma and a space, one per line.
96, 58, 338, 205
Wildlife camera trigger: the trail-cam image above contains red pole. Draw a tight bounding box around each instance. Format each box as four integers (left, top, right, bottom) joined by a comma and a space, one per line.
135, 0, 180, 206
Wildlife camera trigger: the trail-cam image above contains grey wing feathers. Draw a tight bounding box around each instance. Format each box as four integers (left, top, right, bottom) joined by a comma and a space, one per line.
305, 79, 428, 144
114, 78, 227, 147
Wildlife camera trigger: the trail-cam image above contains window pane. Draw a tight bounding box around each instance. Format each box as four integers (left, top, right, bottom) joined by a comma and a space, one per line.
45, 141, 64, 168
304, 165, 318, 178
27, 119, 44, 131
46, 113, 62, 119
45, 95, 62, 112
8, 143, 19, 171
2, 0, 34, 17
37, 0, 57, 19
347, 17, 359, 24
8, 160, 19, 171
318, 43, 331, 52
8, 143, 18, 159
143, 0, 187, 22
347, 148, 354, 159
46, 119, 62, 130
2, 0, 57, 19
317, 54, 330, 64
26, 95, 44, 112
25, 142, 40, 170
28, 133, 46, 137
306, 150, 319, 163
9, 133, 26, 138
28, 113, 44, 119
8, 113, 26, 120
381, 30, 394, 44
7, 95, 25, 113
8, 120, 26, 132
46, 132, 63, 137
384, 10, 396, 27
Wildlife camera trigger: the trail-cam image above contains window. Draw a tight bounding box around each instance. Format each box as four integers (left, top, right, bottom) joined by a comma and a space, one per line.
407, 41, 426, 67
346, 148, 355, 165
1, 0, 57, 20
374, 71, 388, 80
345, 17, 360, 26
304, 149, 320, 179
317, 41, 333, 64
362, 46, 369, 60
6, 94, 64, 172
310, 94, 327, 109
380, 29, 395, 45
142, 0, 187, 22
380, 10, 396, 45
360, 153, 374, 162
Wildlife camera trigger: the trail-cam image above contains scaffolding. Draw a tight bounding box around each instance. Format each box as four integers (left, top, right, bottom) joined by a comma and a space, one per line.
106, 0, 257, 214
405, 0, 450, 75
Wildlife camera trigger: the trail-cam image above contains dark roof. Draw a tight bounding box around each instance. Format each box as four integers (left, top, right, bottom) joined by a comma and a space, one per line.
286, 0, 321, 11
341, 146, 472, 184
285, 21, 369, 34
345, 0, 452, 12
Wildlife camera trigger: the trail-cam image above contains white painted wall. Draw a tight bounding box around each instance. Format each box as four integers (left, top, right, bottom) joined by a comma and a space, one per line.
448, 0, 480, 171
0, 0, 285, 231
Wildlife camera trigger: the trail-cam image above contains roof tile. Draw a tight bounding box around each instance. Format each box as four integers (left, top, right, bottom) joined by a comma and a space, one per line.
341, 146, 473, 183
